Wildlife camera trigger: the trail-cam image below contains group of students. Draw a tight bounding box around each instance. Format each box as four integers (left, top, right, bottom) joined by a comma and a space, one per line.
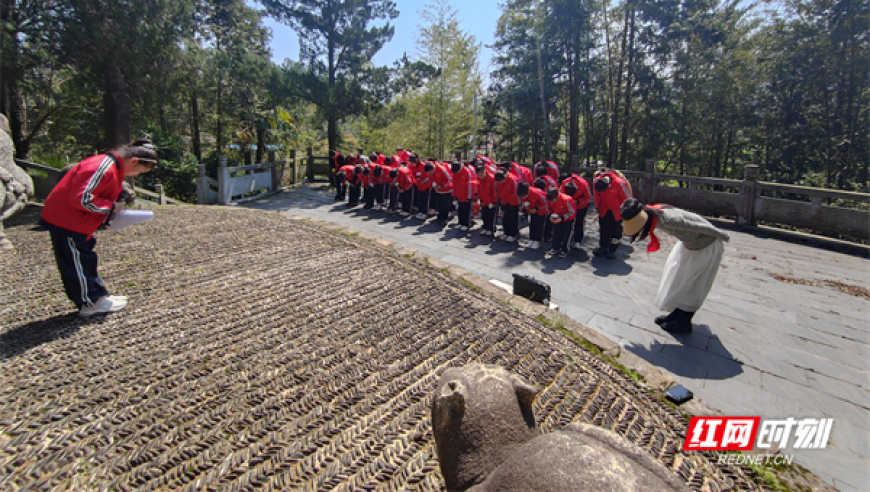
35, 139, 729, 336
329, 147, 633, 259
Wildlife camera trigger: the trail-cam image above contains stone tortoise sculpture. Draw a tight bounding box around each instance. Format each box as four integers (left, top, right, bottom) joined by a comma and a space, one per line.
0, 114, 34, 251
432, 363, 691, 492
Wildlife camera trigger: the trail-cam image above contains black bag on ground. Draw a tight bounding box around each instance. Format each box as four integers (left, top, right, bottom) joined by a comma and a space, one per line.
512, 274, 551, 305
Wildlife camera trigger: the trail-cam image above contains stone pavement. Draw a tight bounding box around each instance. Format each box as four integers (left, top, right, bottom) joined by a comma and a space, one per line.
246, 184, 869, 491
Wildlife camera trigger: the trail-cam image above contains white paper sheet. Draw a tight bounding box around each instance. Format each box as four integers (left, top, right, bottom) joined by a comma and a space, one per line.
104, 210, 154, 231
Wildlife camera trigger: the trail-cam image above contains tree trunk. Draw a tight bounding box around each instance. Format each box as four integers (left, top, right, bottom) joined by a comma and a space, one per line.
256, 125, 265, 163
216, 73, 224, 154
609, 4, 630, 168
190, 91, 202, 163
567, 42, 578, 159
104, 60, 131, 149
620, 4, 635, 169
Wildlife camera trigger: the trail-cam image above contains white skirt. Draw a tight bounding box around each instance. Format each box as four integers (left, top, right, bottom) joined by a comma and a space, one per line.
655, 239, 725, 312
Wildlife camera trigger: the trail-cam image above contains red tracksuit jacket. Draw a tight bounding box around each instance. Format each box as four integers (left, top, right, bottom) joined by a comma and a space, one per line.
394, 166, 415, 191
561, 174, 591, 209
477, 171, 497, 206
42, 153, 125, 239
522, 187, 549, 216
549, 192, 577, 221
497, 173, 520, 206
593, 172, 631, 219
430, 164, 453, 194
452, 165, 476, 202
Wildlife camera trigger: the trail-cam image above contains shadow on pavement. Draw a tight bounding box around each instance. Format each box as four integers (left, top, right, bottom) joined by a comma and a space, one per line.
590, 255, 634, 276
0, 314, 87, 361
624, 327, 745, 381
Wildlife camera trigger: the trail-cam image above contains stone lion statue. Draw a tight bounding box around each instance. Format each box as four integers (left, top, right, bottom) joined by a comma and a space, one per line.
0, 114, 34, 251
431, 363, 690, 491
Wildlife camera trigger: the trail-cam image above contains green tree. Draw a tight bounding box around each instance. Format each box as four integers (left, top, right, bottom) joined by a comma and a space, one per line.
260, 0, 399, 151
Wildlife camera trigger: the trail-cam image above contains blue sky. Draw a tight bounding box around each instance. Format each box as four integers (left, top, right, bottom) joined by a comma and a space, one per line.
262, 0, 502, 76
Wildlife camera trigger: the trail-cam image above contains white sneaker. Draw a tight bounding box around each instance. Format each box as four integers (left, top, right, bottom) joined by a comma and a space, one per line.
400, 211, 410, 216
372, 204, 382, 211
452, 224, 463, 229
529, 241, 540, 250
416, 213, 426, 220
460, 226, 469, 232
574, 242, 584, 250
504, 235, 517, 243
79, 295, 127, 318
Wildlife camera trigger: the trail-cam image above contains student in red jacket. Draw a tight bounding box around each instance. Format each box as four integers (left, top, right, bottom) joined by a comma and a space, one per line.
427, 161, 453, 225
451, 161, 476, 231
593, 169, 631, 258
475, 162, 498, 236
495, 169, 520, 242
408, 155, 431, 219
560, 173, 591, 249
517, 182, 548, 250
40, 139, 158, 318
390, 165, 415, 216
335, 163, 356, 206
330, 149, 345, 197
370, 164, 388, 211
546, 187, 576, 257
534, 163, 558, 189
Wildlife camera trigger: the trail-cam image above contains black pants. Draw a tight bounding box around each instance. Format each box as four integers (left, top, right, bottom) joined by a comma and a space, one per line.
502, 204, 520, 238
457, 201, 472, 227
599, 210, 623, 253
435, 192, 452, 223
529, 214, 546, 241
399, 188, 414, 213
49, 231, 109, 309
552, 219, 575, 253
348, 185, 361, 206
414, 188, 431, 214
572, 206, 588, 245
363, 186, 375, 208
335, 182, 347, 201
388, 186, 399, 210
374, 183, 386, 205
481, 205, 497, 232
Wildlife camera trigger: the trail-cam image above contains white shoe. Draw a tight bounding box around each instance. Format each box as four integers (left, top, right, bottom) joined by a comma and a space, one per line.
400, 211, 409, 216
452, 224, 463, 229
504, 235, 516, 243
79, 295, 127, 318
460, 226, 469, 232
416, 213, 426, 220
529, 241, 540, 250
574, 242, 584, 250
372, 204, 382, 211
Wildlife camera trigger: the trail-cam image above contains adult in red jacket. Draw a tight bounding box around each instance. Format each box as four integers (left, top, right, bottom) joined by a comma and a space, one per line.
593, 169, 631, 258
517, 182, 548, 250
40, 139, 158, 318
427, 161, 453, 225
475, 162, 498, 236
546, 187, 577, 257
389, 165, 416, 215
560, 173, 592, 248
451, 161, 476, 230
495, 170, 520, 242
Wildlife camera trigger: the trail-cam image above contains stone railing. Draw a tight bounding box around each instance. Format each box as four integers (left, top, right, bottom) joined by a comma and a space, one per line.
196, 150, 305, 205
16, 158, 183, 205
569, 161, 869, 241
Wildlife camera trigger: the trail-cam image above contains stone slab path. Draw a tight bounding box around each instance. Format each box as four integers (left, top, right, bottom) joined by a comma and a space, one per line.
248, 184, 869, 491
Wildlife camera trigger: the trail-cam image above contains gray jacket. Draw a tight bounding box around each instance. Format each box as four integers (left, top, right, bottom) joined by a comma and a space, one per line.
656, 208, 730, 250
